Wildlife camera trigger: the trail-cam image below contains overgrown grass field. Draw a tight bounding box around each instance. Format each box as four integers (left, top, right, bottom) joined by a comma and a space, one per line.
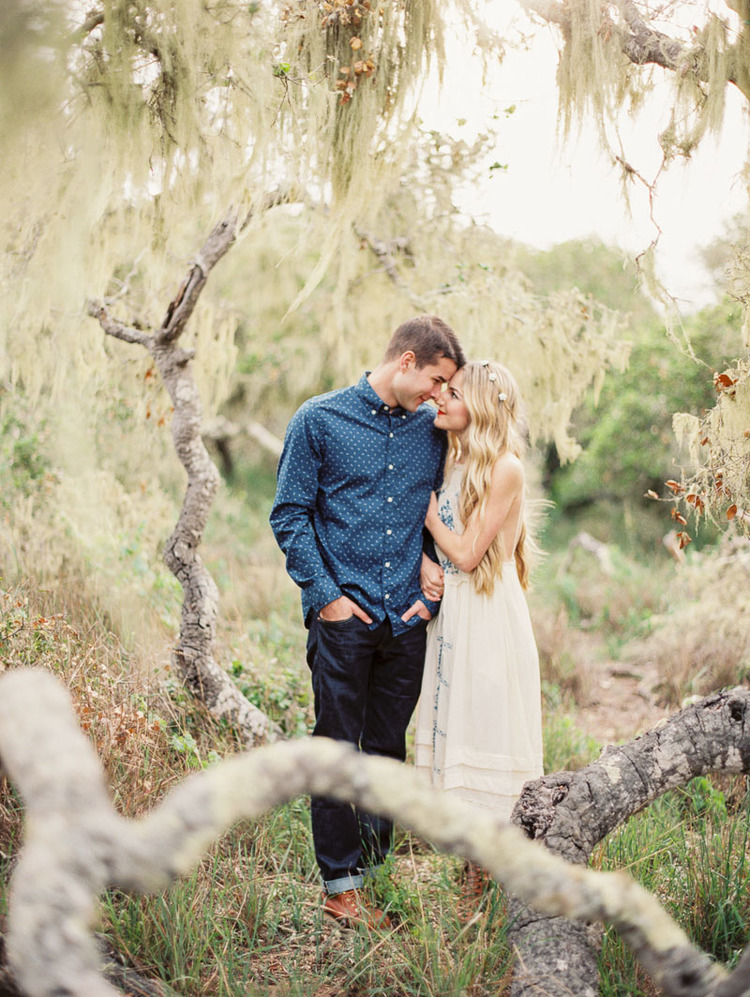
1, 454, 749, 995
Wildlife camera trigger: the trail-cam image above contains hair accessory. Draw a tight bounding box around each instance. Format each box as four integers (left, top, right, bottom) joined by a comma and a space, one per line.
498, 392, 507, 403
487, 372, 497, 382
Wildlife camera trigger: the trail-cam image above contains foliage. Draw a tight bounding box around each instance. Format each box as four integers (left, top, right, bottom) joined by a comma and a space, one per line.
526, 0, 745, 152
217, 129, 631, 465
511, 238, 657, 331
523, 0, 750, 532
547, 297, 741, 548
0, 0, 457, 499
542, 710, 602, 773
1, 5, 635, 626
511, 241, 742, 549
623, 534, 750, 707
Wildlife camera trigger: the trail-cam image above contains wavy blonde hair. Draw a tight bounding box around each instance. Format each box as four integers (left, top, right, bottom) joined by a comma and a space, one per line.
444, 361, 531, 595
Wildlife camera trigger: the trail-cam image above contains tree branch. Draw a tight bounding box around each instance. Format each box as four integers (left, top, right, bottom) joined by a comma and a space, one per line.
523, 0, 747, 94
615, 0, 686, 68
72, 11, 105, 43
523, 0, 567, 29
158, 213, 240, 344
86, 301, 152, 348
158, 189, 297, 344
3, 670, 750, 997
88, 210, 283, 747
508, 687, 750, 994
355, 228, 427, 309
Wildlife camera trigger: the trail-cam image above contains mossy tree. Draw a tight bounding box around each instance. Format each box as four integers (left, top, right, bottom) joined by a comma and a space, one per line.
521, 0, 750, 538
1, 0, 631, 602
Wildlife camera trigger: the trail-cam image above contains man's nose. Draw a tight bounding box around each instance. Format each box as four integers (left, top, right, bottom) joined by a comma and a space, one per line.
430, 383, 442, 400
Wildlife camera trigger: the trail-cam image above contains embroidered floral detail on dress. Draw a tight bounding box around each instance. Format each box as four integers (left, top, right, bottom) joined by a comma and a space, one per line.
436, 487, 461, 574
438, 494, 455, 531
431, 634, 453, 776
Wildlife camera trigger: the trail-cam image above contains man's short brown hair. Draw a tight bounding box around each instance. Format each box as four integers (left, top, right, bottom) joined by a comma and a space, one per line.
383, 315, 465, 369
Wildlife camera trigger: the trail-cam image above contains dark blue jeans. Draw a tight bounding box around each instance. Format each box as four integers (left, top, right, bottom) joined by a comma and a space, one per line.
306, 614, 428, 893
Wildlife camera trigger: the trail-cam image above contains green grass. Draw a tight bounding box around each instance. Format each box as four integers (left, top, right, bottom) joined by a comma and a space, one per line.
594, 777, 750, 994
98, 832, 516, 996
3, 453, 750, 996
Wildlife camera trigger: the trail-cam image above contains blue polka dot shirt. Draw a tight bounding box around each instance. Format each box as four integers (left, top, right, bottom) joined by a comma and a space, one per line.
270, 373, 446, 633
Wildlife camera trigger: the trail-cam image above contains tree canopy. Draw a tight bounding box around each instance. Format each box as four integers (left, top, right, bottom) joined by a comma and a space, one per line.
522, 0, 750, 536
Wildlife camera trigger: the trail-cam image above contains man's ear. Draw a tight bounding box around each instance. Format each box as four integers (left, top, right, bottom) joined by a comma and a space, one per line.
399, 350, 416, 372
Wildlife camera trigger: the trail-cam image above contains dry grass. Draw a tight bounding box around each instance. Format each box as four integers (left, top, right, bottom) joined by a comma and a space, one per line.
0, 570, 517, 997
530, 601, 599, 705
623, 536, 750, 707
2, 466, 750, 994
0, 575, 239, 830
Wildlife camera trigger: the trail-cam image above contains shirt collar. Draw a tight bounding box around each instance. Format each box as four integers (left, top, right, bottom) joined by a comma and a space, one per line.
356, 372, 409, 417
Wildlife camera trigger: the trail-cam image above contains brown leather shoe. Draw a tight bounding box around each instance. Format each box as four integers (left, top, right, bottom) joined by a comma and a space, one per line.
457, 861, 491, 923
322, 889, 392, 929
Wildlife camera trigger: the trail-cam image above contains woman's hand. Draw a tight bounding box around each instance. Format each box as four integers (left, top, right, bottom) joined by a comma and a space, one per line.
420, 552, 444, 602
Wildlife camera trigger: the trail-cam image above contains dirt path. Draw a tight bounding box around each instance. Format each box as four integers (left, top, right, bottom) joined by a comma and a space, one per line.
577, 657, 669, 746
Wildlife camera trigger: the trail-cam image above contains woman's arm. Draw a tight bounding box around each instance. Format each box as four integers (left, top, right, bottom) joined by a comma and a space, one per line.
425, 454, 524, 572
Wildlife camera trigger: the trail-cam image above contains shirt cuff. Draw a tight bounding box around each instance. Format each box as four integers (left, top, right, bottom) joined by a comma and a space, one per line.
421, 594, 441, 615
311, 578, 343, 614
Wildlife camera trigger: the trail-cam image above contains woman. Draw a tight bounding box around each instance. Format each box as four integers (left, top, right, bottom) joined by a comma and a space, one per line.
414, 360, 544, 908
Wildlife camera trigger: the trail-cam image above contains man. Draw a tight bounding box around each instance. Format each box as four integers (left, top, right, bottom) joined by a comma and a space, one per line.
270, 314, 465, 929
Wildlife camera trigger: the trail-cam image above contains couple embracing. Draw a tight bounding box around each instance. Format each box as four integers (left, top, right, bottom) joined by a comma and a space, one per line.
270, 315, 543, 929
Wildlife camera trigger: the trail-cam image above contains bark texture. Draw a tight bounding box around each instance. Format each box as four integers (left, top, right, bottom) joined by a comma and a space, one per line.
508, 688, 750, 996
523, 0, 750, 101
88, 211, 282, 747
2, 670, 750, 997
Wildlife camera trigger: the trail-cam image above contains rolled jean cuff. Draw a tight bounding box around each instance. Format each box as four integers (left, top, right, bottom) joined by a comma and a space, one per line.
362, 863, 385, 881
324, 873, 364, 895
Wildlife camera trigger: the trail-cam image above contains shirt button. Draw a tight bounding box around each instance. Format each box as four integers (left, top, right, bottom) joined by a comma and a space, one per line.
384, 405, 389, 410
387, 496, 393, 503
386, 529, 392, 535
389, 432, 394, 438
402, 414, 406, 419
371, 409, 376, 415
385, 593, 390, 600
385, 561, 391, 568
388, 464, 394, 470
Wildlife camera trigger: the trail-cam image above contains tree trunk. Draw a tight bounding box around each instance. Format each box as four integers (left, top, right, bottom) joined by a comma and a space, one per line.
88, 209, 282, 747
508, 688, 750, 996
0, 933, 180, 997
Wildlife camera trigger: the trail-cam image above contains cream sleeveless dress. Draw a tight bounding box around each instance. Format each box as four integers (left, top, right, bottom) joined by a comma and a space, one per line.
414, 463, 544, 820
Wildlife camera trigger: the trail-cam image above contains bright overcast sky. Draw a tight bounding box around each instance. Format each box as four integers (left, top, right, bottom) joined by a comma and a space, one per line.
422, 3, 750, 312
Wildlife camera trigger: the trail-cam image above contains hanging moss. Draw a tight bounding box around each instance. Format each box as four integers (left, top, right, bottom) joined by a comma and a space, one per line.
532, 0, 750, 530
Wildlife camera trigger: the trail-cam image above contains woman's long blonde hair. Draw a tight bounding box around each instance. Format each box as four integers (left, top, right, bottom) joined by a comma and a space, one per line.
445, 360, 531, 595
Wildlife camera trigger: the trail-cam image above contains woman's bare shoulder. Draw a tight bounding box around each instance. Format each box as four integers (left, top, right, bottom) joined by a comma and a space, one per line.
491, 450, 524, 486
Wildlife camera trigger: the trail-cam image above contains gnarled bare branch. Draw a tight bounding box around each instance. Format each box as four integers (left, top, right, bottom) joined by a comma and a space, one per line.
2, 670, 750, 997
88, 208, 286, 747
509, 687, 750, 994
523, 0, 749, 96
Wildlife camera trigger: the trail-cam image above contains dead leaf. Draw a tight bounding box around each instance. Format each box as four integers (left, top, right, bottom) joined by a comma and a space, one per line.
713, 371, 738, 392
